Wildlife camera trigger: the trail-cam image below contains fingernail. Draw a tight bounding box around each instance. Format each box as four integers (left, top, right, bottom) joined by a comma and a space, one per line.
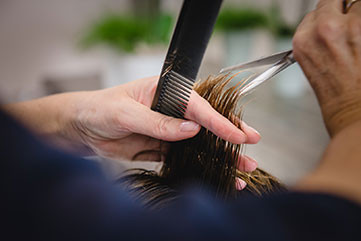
180, 121, 200, 132
235, 178, 247, 190
242, 123, 261, 137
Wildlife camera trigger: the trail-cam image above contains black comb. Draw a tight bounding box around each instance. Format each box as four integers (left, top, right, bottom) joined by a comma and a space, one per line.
151, 0, 223, 119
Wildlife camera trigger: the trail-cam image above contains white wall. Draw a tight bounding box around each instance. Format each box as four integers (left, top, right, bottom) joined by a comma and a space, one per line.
0, 0, 130, 102
0, 0, 318, 102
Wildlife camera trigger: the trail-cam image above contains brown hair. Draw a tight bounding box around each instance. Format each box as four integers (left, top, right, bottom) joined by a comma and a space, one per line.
118, 73, 285, 209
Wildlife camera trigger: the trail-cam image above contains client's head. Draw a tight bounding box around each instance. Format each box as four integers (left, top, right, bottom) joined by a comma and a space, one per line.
118, 74, 285, 210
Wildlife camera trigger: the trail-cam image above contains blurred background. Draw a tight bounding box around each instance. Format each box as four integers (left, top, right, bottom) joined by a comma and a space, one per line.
0, 0, 328, 185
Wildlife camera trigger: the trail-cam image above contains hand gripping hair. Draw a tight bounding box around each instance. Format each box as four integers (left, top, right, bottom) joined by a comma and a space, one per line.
118, 73, 285, 210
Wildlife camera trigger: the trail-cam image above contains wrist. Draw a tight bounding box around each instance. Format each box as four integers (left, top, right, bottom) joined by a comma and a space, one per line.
43, 91, 96, 155
296, 120, 361, 204
56, 91, 93, 146
321, 93, 361, 136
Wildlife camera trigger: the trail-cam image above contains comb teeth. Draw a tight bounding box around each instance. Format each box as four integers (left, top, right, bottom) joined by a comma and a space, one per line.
155, 70, 195, 119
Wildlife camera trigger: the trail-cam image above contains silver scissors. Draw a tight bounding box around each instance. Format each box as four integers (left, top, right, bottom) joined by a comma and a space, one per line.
219, 49, 296, 96
218, 1, 354, 96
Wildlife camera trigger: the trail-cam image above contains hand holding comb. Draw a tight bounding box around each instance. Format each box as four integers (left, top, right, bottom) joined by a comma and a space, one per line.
151, 0, 223, 119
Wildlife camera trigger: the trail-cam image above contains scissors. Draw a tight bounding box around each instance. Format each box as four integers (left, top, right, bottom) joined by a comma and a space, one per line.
219, 49, 296, 96
221, 1, 359, 96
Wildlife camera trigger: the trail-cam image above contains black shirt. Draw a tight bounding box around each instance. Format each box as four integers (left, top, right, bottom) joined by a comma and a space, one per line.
1, 110, 360, 241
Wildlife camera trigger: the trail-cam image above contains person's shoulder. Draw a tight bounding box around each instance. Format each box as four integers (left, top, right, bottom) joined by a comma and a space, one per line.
149, 190, 361, 241
237, 192, 361, 241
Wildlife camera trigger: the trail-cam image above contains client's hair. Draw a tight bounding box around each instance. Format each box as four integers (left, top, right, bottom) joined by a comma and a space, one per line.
118, 74, 285, 210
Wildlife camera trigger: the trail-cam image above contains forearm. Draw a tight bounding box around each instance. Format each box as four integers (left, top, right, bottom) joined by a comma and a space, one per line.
291, 0, 361, 204
296, 120, 361, 204
2, 92, 88, 151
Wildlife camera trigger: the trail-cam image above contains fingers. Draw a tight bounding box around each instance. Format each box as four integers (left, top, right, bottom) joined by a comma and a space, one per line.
235, 178, 247, 191
124, 99, 201, 141
235, 155, 258, 190
123, 77, 261, 143
293, 3, 348, 72
293, 12, 316, 69
185, 91, 261, 144
230, 115, 260, 144
237, 155, 258, 172
292, 0, 361, 135
348, 1, 361, 15
124, 76, 159, 106
239, 121, 260, 144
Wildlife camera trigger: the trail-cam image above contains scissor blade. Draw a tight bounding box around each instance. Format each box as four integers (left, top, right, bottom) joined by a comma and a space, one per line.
219, 49, 293, 74
239, 54, 296, 96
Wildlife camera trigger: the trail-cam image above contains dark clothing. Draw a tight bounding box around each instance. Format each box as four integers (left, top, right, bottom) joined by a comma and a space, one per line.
1, 110, 361, 241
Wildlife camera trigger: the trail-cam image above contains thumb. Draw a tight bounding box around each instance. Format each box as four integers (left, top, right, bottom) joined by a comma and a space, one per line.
125, 100, 201, 141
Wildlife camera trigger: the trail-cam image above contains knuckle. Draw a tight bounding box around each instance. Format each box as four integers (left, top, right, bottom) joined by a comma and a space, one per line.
316, 19, 344, 42
155, 116, 171, 137
292, 12, 315, 58
292, 33, 305, 53
292, 32, 311, 60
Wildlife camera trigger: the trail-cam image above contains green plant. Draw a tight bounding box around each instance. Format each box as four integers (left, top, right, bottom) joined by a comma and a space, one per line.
215, 6, 296, 38
268, 3, 296, 38
216, 8, 269, 31
81, 13, 173, 52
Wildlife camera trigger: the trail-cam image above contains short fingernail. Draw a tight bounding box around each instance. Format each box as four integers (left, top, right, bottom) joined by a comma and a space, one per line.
245, 157, 258, 172
180, 121, 200, 132
242, 123, 261, 137
235, 178, 247, 190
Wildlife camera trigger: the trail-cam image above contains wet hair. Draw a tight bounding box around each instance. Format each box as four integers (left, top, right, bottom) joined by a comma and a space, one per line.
118, 74, 285, 210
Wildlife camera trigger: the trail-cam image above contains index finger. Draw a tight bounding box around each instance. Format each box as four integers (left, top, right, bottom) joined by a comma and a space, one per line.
184, 90, 261, 145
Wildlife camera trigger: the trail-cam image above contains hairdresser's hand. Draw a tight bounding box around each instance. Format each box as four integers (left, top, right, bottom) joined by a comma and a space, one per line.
72, 76, 260, 172
293, 0, 361, 136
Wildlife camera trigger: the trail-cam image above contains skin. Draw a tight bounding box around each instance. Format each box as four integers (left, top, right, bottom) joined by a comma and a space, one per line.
294, 0, 361, 204
8, 0, 361, 201
3, 76, 260, 189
